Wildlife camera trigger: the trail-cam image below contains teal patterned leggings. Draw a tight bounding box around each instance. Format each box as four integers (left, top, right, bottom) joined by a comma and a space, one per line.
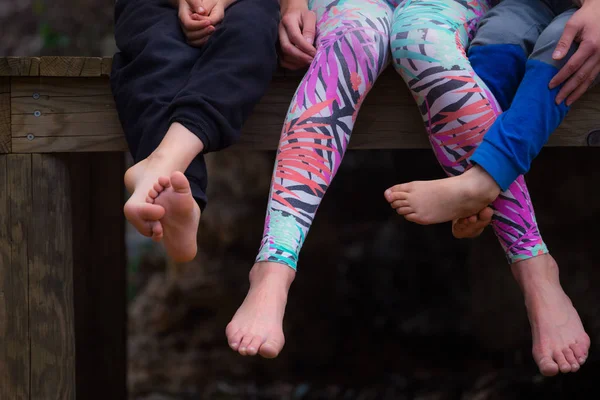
256, 0, 548, 270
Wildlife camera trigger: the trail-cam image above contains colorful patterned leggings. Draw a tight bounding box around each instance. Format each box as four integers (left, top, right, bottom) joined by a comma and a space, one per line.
256, 0, 548, 270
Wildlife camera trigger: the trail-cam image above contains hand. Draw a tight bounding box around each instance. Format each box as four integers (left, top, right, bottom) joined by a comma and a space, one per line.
549, 1, 600, 105
279, 2, 317, 70
178, 0, 215, 47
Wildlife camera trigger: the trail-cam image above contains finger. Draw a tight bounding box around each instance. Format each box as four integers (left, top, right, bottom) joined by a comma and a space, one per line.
179, 9, 210, 31
207, 5, 225, 25
186, 0, 206, 14
301, 10, 317, 56
552, 19, 579, 61
555, 55, 596, 103
550, 42, 593, 89
279, 24, 314, 66
565, 62, 600, 105
186, 25, 215, 41
283, 15, 316, 56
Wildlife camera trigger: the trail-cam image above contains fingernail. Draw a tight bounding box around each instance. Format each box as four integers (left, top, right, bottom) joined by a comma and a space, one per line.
553, 50, 562, 59
548, 81, 555, 89
198, 7, 204, 13
304, 36, 312, 43
385, 189, 391, 197
579, 357, 586, 363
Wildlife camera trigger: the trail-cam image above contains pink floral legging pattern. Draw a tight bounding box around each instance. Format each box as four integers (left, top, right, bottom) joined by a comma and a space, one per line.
256, 0, 548, 270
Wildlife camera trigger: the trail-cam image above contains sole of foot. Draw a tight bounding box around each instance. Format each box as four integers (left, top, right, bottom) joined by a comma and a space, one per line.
148, 171, 201, 263
384, 167, 500, 225
513, 254, 590, 376
226, 262, 296, 358
123, 158, 168, 240
452, 207, 494, 239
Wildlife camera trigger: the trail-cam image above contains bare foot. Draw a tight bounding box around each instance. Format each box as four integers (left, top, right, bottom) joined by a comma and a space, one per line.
226, 262, 295, 358
123, 155, 173, 240
148, 172, 201, 263
513, 254, 590, 376
384, 166, 500, 225
452, 207, 494, 239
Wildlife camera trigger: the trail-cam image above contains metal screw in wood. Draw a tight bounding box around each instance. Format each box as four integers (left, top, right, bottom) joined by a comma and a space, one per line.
27, 134, 35, 141
587, 130, 600, 146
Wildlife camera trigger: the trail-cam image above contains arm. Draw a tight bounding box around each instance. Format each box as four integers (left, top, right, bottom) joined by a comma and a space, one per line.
549, 0, 600, 104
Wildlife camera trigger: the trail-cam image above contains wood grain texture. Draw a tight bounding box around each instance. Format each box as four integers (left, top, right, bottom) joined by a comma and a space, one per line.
40, 57, 104, 77
70, 153, 127, 400
0, 78, 9, 153
101, 57, 112, 76
1, 154, 31, 400
29, 154, 76, 400
0, 57, 40, 76
7, 68, 600, 152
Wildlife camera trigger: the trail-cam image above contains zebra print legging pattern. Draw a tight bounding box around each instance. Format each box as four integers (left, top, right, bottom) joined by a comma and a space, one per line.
256, 0, 548, 270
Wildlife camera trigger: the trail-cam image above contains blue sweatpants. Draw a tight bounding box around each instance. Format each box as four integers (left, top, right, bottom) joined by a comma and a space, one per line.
469, 0, 597, 190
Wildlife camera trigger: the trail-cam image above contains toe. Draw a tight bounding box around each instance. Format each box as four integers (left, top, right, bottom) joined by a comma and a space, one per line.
246, 336, 264, 357
385, 184, 411, 201
139, 203, 166, 221
151, 222, 163, 242
170, 171, 191, 193
238, 334, 254, 356
153, 182, 165, 194
563, 347, 579, 372
259, 338, 284, 359
148, 188, 159, 199
553, 350, 572, 373
391, 200, 409, 209
396, 207, 413, 216
571, 343, 587, 365
226, 325, 243, 351
479, 207, 494, 222
158, 176, 171, 188
536, 355, 560, 377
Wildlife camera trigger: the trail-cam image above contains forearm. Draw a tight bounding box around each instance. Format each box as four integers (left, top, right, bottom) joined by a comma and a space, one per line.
579, 0, 600, 6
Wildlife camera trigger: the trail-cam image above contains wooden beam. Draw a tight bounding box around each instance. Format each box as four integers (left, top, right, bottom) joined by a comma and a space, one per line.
40, 57, 104, 77
70, 153, 126, 400
7, 69, 600, 153
0, 154, 31, 400
29, 154, 76, 400
0, 57, 40, 76
0, 78, 9, 153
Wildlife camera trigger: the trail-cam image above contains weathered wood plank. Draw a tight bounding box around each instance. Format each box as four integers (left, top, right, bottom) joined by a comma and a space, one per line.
70, 153, 127, 400
12, 136, 128, 153
0, 154, 31, 400
0, 78, 10, 153
7, 69, 600, 152
40, 57, 103, 77
0, 57, 40, 76
101, 57, 113, 76
29, 154, 76, 400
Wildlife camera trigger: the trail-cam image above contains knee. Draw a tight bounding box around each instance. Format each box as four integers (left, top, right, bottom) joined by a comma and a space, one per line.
321, 24, 390, 80
225, 0, 279, 46
530, 21, 576, 68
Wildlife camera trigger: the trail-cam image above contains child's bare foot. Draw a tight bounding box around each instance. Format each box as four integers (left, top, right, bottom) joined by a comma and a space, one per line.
226, 262, 295, 358
123, 155, 174, 240
452, 207, 494, 239
513, 254, 590, 376
385, 166, 500, 225
148, 171, 201, 263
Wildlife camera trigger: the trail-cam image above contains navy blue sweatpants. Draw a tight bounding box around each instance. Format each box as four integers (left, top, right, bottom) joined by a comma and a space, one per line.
110, 0, 279, 209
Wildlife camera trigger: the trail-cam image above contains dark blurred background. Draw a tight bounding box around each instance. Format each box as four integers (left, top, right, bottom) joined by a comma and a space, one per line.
2, 1, 600, 399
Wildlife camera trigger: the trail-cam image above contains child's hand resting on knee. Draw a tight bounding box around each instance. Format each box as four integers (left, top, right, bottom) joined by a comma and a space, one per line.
177, 0, 236, 47
279, 0, 317, 70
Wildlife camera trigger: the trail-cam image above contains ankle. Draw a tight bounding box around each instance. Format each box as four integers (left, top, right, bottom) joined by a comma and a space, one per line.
249, 262, 296, 290
463, 166, 501, 203
512, 255, 561, 298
